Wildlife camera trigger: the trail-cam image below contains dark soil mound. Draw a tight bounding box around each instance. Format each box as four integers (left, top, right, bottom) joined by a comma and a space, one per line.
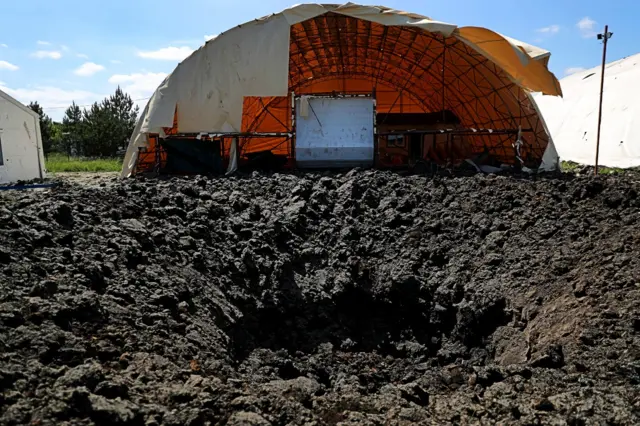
1, 170, 639, 425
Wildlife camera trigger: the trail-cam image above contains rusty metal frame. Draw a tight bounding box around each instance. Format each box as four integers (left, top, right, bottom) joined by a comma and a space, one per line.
377, 128, 534, 136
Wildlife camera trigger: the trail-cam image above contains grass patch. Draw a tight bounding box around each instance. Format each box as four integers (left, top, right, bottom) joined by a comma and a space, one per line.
46, 153, 121, 173
561, 161, 624, 175
41, 155, 635, 176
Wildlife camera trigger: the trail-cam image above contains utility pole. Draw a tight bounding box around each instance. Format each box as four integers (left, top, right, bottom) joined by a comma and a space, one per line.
594, 25, 613, 175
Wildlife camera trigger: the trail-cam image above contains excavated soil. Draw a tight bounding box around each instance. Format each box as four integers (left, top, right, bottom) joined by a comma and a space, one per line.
0, 170, 639, 425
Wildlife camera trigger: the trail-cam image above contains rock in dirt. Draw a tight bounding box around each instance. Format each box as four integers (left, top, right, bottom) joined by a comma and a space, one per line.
55, 363, 105, 391
86, 393, 141, 425
530, 344, 565, 369
227, 412, 272, 426
492, 326, 528, 366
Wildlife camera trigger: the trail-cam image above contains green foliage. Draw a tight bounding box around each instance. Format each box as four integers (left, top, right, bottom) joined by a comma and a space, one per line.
32, 87, 139, 159
60, 102, 83, 156
45, 153, 121, 173
561, 161, 624, 175
81, 87, 139, 157
109, 87, 140, 151
50, 122, 63, 150
28, 101, 54, 154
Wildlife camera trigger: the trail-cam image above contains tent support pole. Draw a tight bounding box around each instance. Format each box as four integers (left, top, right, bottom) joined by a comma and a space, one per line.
595, 24, 612, 176
442, 37, 446, 123
154, 142, 161, 175
373, 88, 378, 167
291, 91, 296, 167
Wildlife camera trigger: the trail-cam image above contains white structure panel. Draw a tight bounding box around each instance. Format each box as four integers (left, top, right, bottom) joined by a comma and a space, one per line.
0, 90, 45, 184
534, 53, 640, 168
295, 97, 374, 168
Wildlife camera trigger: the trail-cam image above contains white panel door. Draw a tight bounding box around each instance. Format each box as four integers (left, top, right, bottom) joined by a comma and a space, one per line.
295, 97, 374, 168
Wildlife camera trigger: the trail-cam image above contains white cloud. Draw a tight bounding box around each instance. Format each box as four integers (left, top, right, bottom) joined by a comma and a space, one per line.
32, 50, 62, 60
0, 43, 7, 48
170, 38, 201, 45
37, 40, 51, 46
77, 53, 89, 59
536, 25, 560, 35
74, 62, 105, 77
0, 60, 19, 71
108, 72, 167, 107
577, 17, 597, 38
110, 59, 122, 64
205, 34, 218, 42
137, 46, 193, 61
0, 83, 103, 120
565, 67, 587, 76
61, 45, 70, 52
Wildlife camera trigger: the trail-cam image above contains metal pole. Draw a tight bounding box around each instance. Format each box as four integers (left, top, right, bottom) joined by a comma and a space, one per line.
595, 25, 611, 175
442, 37, 446, 123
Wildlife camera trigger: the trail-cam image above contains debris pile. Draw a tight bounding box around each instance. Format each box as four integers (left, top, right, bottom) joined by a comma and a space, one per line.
1, 170, 639, 425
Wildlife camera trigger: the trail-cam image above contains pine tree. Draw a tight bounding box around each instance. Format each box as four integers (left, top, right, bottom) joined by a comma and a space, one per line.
82, 101, 110, 157
28, 101, 54, 154
36, 87, 140, 158
61, 102, 83, 156
108, 86, 139, 152
79, 87, 139, 157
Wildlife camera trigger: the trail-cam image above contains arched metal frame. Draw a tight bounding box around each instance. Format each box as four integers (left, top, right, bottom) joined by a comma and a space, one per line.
242, 12, 550, 166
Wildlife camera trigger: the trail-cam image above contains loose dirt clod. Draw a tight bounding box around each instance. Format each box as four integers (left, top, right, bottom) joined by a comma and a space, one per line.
1, 170, 639, 425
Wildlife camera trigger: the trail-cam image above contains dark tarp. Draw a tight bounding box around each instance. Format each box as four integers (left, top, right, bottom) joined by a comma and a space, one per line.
160, 138, 223, 175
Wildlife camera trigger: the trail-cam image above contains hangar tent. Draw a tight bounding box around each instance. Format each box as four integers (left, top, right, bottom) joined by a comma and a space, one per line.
122, 2, 562, 177
0, 89, 46, 184
534, 52, 640, 168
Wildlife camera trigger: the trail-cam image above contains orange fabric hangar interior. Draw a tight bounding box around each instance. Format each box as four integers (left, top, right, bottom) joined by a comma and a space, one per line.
137, 11, 553, 174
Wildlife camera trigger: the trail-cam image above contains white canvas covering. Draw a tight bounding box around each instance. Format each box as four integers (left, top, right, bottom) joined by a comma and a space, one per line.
122, 2, 561, 177
0, 90, 46, 184
499, 34, 551, 63
534, 52, 640, 168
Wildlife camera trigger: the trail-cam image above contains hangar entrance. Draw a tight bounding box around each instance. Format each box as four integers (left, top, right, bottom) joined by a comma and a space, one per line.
295, 94, 375, 169
130, 9, 560, 177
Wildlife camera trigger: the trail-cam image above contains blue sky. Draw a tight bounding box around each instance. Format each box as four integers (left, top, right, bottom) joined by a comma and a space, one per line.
0, 0, 637, 120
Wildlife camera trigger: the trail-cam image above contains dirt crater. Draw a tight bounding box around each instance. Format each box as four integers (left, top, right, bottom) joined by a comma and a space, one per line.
0, 170, 639, 425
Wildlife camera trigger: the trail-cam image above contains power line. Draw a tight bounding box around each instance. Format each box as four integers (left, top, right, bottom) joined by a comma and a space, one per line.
41, 97, 151, 110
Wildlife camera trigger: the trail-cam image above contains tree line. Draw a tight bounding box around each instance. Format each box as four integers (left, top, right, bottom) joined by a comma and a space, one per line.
28, 87, 139, 158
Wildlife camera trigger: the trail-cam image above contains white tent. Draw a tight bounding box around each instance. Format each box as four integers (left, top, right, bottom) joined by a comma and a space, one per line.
0, 89, 46, 184
122, 2, 563, 177
534, 52, 640, 168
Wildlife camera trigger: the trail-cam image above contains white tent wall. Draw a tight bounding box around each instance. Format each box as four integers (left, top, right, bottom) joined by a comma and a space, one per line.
529, 89, 561, 172
0, 90, 46, 184
534, 52, 640, 168
122, 2, 562, 177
